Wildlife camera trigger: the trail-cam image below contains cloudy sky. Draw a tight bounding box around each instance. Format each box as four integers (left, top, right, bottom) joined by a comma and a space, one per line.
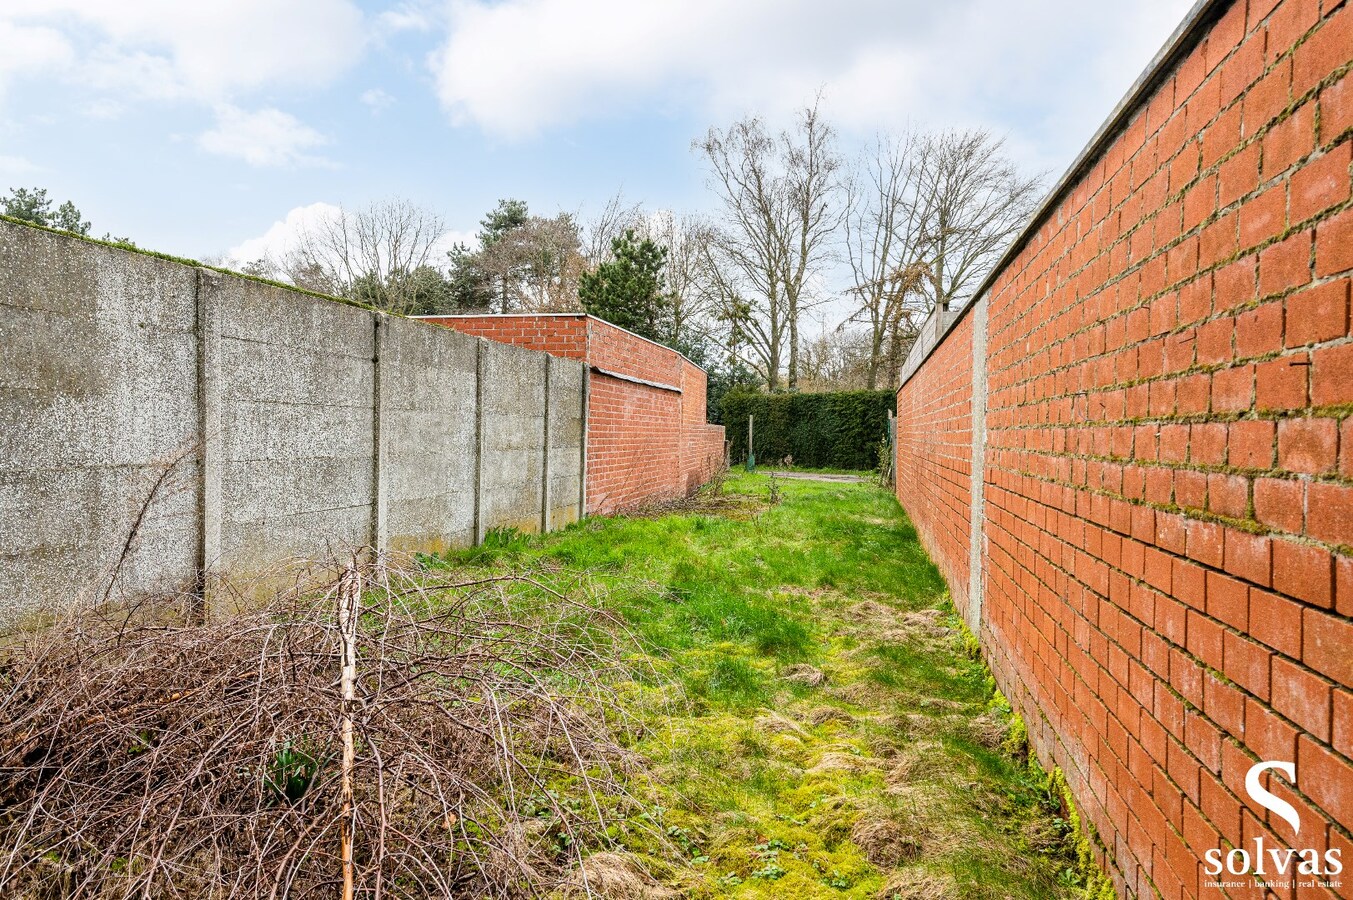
0, 0, 1194, 265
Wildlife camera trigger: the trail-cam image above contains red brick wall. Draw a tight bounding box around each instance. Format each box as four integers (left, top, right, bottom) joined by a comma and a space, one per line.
587, 316, 682, 386
586, 374, 683, 514
422, 314, 725, 515
895, 1, 1352, 897
895, 316, 975, 620
581, 319, 725, 514
680, 360, 727, 494
420, 313, 589, 359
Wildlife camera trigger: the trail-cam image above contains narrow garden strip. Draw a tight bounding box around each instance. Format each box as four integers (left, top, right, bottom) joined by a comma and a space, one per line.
440, 472, 1109, 899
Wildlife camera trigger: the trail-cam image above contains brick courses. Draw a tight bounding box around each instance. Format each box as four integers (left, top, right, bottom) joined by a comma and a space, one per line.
895, 316, 976, 619
895, 1, 1352, 896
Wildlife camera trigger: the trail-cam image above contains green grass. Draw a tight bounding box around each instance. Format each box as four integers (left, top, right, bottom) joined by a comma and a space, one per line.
426, 472, 1091, 899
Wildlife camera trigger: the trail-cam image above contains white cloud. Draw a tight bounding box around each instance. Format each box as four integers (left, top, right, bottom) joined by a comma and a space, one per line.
226, 201, 343, 265
80, 98, 126, 119
198, 105, 332, 168
378, 2, 436, 33
1, 2, 364, 169
0, 153, 44, 175
1, 0, 365, 102
0, 20, 75, 98
360, 88, 395, 112
429, 0, 1193, 168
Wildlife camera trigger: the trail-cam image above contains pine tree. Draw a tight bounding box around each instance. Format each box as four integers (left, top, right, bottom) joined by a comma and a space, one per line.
1, 187, 92, 235
578, 229, 674, 343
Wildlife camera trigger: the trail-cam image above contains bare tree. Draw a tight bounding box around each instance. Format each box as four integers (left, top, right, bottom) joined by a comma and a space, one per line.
698, 119, 786, 388
581, 191, 644, 264
797, 326, 873, 392
697, 102, 840, 390
636, 210, 717, 350
779, 103, 842, 388
917, 130, 1041, 312
843, 131, 935, 389
284, 198, 447, 315
842, 129, 1041, 388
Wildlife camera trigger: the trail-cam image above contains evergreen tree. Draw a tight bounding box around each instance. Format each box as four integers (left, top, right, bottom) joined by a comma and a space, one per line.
445, 199, 587, 313
477, 198, 529, 247
578, 229, 674, 342
394, 265, 457, 315
1, 187, 91, 235
444, 240, 495, 310
444, 198, 531, 310
52, 200, 91, 235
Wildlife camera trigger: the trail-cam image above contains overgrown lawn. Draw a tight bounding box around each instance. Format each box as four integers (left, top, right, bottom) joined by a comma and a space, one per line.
429, 473, 1094, 899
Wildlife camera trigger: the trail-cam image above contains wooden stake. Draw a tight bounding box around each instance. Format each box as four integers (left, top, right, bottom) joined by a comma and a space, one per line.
338, 565, 360, 900
747, 414, 755, 471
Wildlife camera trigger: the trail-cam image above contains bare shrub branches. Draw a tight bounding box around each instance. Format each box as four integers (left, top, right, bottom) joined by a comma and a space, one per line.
0, 560, 641, 898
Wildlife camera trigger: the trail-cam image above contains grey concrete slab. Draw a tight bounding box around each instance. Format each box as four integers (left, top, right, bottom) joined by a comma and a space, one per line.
379, 316, 478, 552
479, 340, 547, 534
0, 221, 201, 624
0, 219, 591, 625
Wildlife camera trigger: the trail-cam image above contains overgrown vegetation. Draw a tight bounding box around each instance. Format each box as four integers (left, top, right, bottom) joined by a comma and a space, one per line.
0, 567, 641, 898
429, 473, 1100, 898
0, 474, 1108, 898
722, 391, 895, 470
1, 187, 91, 236
1, 186, 132, 244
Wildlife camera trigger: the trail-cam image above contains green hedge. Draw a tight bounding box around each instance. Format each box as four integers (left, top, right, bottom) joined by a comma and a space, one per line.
721, 390, 895, 471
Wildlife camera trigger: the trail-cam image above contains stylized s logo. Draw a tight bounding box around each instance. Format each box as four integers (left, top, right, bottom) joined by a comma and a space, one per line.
1245, 761, 1300, 836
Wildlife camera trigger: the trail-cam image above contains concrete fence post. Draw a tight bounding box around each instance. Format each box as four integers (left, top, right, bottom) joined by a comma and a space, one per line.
473, 338, 486, 544
966, 296, 988, 638
371, 314, 389, 562
541, 355, 552, 533
195, 270, 223, 616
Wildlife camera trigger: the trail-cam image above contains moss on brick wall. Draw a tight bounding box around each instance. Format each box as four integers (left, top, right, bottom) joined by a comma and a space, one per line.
722, 390, 894, 470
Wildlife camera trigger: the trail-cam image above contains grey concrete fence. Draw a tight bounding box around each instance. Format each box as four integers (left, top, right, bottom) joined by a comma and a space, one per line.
0, 220, 585, 626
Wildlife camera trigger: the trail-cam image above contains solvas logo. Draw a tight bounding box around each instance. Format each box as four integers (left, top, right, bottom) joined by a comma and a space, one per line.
1202, 761, 1342, 890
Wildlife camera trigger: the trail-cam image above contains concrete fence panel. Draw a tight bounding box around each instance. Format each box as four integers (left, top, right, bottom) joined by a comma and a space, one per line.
378, 315, 479, 554
0, 219, 588, 627
0, 225, 202, 623
210, 273, 377, 577
546, 354, 586, 529
477, 338, 548, 537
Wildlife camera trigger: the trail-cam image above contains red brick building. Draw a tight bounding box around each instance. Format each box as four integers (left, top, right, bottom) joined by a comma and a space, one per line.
418, 313, 726, 515
895, 0, 1352, 897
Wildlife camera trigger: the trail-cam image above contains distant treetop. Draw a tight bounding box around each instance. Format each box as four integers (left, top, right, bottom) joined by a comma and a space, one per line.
2, 187, 91, 236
